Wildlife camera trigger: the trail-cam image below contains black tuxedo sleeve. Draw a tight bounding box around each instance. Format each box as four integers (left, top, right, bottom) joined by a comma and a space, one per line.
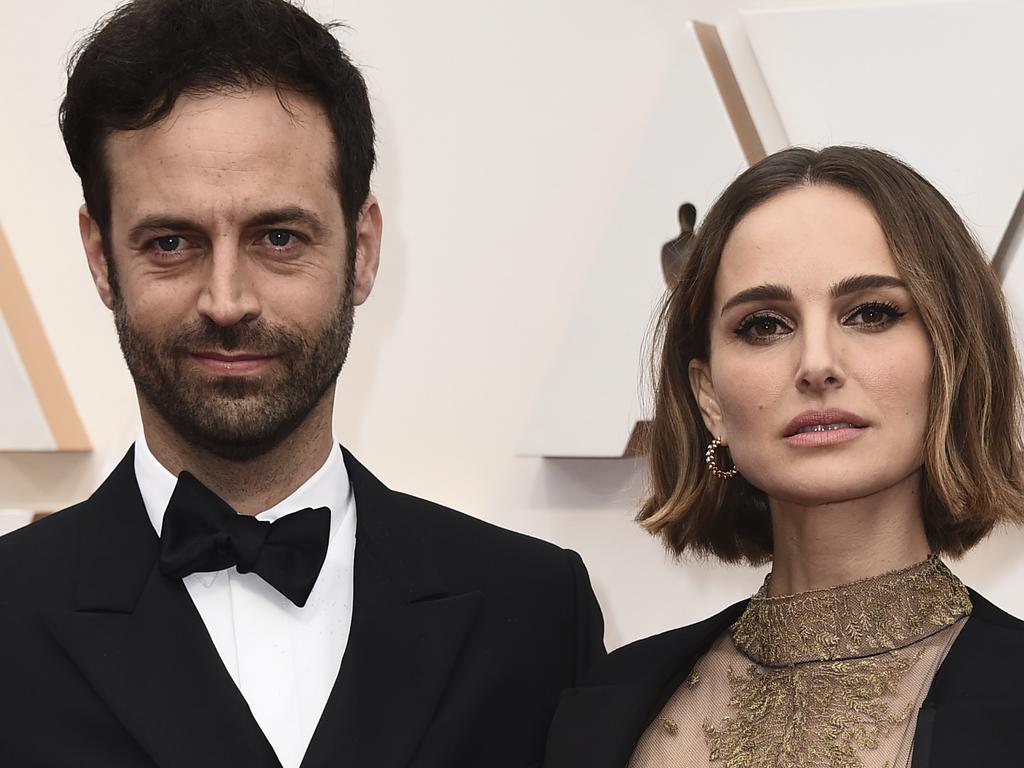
566, 549, 606, 681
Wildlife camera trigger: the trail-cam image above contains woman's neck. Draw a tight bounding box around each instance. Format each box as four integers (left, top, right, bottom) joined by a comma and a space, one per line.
766, 470, 931, 596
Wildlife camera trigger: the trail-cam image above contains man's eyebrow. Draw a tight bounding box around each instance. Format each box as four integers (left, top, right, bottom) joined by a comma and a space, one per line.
246, 207, 329, 238
720, 284, 793, 316
126, 207, 329, 243
829, 274, 906, 298
128, 216, 200, 242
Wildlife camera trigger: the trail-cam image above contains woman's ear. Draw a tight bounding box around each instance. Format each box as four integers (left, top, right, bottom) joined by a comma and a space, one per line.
688, 358, 728, 441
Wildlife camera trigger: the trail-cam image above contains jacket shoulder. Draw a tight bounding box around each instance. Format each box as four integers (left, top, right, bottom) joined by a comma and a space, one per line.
581, 601, 747, 686
0, 501, 92, 603
966, 587, 1024, 633
956, 587, 1024, 669
0, 501, 93, 559
394, 489, 567, 557
928, 587, 1024, 704
388, 489, 593, 609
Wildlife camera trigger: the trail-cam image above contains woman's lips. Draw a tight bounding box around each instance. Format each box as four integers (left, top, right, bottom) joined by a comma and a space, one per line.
782, 409, 868, 447
784, 425, 866, 447
189, 352, 276, 375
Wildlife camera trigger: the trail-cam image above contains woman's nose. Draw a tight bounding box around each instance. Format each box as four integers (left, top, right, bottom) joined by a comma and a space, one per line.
794, 322, 846, 393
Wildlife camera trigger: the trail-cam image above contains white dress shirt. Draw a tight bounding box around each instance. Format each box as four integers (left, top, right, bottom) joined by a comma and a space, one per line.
134, 431, 357, 768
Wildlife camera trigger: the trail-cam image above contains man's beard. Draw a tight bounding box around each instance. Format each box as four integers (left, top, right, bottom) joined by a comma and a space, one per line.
113, 294, 354, 461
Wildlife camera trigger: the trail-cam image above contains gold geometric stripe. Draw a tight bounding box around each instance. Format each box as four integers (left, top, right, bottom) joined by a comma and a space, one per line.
0, 223, 90, 451
693, 21, 767, 166
992, 189, 1024, 278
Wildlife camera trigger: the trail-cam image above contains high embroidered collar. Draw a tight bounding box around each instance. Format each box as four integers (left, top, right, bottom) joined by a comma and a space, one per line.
730, 555, 972, 667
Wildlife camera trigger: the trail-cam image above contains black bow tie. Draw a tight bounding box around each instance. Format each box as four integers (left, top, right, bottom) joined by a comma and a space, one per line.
158, 471, 331, 607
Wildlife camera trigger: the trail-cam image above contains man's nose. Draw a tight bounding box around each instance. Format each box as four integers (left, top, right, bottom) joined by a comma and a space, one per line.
794, 320, 846, 393
195, 242, 261, 327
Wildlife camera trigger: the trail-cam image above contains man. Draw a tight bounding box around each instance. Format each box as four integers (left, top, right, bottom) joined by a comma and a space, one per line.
0, 1, 604, 766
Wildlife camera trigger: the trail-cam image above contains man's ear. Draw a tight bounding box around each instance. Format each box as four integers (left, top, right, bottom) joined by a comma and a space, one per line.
79, 205, 115, 310
350, 193, 382, 306
688, 358, 728, 442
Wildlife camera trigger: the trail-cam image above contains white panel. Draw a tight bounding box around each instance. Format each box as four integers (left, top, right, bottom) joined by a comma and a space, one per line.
519, 22, 750, 457
743, 2, 1024, 258
0, 313, 55, 451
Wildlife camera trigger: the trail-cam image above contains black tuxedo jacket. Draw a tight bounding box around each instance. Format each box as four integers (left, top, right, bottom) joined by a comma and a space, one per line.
545, 588, 1024, 768
0, 447, 605, 767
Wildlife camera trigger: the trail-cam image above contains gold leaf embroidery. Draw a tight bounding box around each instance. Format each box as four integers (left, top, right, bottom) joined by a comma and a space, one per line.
698, 557, 972, 768
704, 652, 921, 768
731, 556, 971, 667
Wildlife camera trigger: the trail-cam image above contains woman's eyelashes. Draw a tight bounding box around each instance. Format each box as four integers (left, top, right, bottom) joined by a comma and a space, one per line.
735, 312, 793, 344
733, 301, 907, 345
841, 301, 905, 330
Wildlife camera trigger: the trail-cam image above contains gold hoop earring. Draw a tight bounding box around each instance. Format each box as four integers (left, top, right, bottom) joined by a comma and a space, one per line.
705, 436, 737, 479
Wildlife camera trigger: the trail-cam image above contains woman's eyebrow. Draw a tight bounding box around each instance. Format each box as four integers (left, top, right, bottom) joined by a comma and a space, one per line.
720, 284, 792, 316
720, 275, 907, 316
830, 274, 906, 298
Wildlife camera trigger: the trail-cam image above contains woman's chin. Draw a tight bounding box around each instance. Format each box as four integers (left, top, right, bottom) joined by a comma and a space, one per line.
759, 482, 886, 511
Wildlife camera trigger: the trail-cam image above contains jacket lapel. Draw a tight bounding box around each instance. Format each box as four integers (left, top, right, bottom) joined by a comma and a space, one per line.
545, 602, 745, 768
913, 589, 1024, 768
42, 450, 280, 768
300, 449, 481, 768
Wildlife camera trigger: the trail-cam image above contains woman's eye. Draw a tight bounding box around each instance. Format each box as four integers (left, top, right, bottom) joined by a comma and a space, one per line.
736, 314, 793, 343
844, 302, 904, 329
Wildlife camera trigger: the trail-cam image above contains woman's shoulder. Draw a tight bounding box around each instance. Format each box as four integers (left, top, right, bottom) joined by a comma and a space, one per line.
965, 587, 1024, 634
581, 600, 748, 687
931, 587, 1024, 702
544, 601, 748, 768
955, 587, 1024, 662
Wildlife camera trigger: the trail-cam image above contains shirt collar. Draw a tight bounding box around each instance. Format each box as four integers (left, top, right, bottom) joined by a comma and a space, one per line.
134, 430, 351, 585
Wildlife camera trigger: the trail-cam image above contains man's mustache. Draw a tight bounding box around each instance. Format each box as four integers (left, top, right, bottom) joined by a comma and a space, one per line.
164, 319, 306, 356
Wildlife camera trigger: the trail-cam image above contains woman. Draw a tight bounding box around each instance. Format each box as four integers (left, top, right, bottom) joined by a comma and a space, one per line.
544, 146, 1024, 768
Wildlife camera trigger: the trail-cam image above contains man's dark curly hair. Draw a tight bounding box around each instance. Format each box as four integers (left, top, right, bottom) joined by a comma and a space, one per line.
60, 0, 375, 257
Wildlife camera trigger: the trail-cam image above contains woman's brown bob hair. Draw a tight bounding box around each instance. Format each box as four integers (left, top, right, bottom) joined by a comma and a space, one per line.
639, 145, 1024, 564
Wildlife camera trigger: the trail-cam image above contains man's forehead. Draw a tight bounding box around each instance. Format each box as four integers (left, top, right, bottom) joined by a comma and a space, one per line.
102, 87, 337, 198
103, 87, 331, 160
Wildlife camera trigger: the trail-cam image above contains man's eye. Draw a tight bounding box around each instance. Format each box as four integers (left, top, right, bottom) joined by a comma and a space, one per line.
156, 235, 186, 252
265, 230, 295, 248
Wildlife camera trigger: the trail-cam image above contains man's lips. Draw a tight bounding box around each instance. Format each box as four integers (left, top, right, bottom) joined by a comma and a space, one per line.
188, 351, 277, 375
782, 409, 868, 446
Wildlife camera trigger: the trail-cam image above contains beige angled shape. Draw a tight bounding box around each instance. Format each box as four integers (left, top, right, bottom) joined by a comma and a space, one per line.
519, 22, 761, 457
993, 190, 1024, 279
692, 22, 765, 167
742, 2, 1024, 261
0, 223, 90, 451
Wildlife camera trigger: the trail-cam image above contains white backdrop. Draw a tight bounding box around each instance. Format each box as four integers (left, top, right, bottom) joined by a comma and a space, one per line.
1, 0, 1022, 649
